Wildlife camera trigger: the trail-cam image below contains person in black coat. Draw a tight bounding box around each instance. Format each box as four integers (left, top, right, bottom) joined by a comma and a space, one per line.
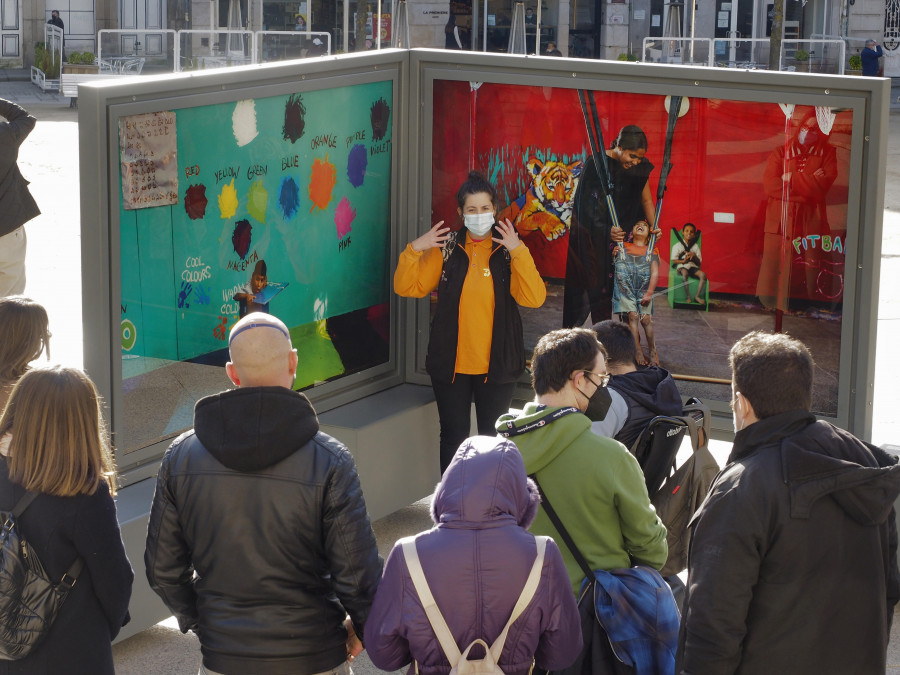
47, 10, 64, 30
0, 99, 40, 297
145, 312, 382, 675
0, 366, 133, 674
677, 331, 900, 674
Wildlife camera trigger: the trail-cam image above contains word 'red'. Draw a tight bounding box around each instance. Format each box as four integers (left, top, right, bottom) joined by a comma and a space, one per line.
792, 234, 844, 256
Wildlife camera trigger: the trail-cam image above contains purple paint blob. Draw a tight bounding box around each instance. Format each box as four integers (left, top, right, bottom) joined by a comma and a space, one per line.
335, 197, 356, 239
232, 220, 252, 260
347, 145, 367, 188
279, 177, 300, 220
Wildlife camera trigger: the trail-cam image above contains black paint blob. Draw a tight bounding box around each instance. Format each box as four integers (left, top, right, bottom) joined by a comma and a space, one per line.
370, 98, 390, 141
283, 94, 307, 144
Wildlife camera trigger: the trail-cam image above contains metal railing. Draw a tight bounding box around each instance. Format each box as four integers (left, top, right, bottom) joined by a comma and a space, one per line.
642, 36, 845, 74
642, 37, 714, 66
97, 29, 177, 74
94, 28, 334, 73
779, 38, 845, 74
256, 31, 332, 64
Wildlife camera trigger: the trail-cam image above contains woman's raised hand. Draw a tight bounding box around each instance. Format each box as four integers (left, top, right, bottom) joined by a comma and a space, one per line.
411, 221, 451, 252
493, 218, 522, 251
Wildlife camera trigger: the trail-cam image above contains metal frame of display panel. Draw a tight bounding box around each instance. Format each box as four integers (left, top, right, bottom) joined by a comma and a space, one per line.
79, 50, 409, 485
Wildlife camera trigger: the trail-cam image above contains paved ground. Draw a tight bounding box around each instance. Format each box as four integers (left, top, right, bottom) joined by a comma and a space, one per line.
3, 69, 900, 672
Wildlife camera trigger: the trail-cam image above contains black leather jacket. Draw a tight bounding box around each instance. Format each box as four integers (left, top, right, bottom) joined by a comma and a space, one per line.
145, 386, 382, 675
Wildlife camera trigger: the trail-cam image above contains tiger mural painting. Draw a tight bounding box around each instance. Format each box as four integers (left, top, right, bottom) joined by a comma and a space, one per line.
499, 157, 583, 279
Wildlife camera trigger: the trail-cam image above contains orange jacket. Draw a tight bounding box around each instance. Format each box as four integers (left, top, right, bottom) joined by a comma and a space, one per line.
394, 234, 546, 375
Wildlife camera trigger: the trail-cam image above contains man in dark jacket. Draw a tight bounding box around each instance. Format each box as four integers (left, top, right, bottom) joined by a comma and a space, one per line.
590, 320, 682, 449
145, 312, 382, 675
677, 331, 900, 674
861, 38, 883, 76
0, 98, 40, 297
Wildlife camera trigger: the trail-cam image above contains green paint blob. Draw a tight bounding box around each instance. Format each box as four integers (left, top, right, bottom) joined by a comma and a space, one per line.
248, 179, 268, 223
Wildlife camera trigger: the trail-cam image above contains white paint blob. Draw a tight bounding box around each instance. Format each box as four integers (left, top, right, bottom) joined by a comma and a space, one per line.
232, 100, 259, 147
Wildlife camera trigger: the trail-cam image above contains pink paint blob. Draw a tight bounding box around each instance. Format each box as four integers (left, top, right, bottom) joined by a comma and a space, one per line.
335, 197, 356, 239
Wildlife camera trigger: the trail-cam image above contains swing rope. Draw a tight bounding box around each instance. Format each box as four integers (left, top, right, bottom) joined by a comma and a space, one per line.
578, 89, 625, 254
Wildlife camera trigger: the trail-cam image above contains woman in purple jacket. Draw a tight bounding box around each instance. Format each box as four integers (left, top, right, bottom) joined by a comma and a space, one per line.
366, 436, 582, 675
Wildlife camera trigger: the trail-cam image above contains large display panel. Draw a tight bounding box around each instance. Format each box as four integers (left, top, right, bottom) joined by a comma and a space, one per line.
409, 52, 888, 437
80, 53, 405, 477
119, 82, 393, 453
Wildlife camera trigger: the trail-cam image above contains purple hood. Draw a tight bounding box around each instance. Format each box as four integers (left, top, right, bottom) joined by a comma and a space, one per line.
431, 436, 540, 530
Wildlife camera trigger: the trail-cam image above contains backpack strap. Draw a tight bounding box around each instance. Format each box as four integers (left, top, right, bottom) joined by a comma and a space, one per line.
530, 475, 593, 583
488, 536, 547, 661
401, 535, 548, 667
401, 537, 462, 666
11, 491, 83, 589
11, 491, 38, 518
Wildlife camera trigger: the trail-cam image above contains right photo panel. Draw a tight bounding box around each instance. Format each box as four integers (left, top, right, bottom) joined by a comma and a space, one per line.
431, 82, 852, 417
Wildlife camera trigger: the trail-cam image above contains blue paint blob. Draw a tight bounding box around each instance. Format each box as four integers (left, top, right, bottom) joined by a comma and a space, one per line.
347, 144, 367, 188
279, 176, 300, 220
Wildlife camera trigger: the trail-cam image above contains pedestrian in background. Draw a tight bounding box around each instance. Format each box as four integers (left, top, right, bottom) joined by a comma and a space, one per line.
0, 99, 40, 297
47, 10, 64, 30
862, 38, 884, 77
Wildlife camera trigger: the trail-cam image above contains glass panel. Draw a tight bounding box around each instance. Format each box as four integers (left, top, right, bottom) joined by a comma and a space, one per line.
432, 81, 849, 416
118, 81, 394, 453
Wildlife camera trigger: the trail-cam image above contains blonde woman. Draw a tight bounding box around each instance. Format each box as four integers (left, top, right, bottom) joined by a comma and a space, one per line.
0, 366, 133, 674
0, 296, 50, 412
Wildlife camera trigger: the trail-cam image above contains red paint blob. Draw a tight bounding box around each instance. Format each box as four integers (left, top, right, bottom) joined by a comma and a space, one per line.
184, 184, 208, 220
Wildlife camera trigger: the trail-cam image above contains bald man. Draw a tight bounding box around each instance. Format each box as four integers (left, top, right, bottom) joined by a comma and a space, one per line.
145, 313, 382, 675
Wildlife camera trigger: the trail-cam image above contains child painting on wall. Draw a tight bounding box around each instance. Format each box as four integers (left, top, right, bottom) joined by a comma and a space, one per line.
234, 260, 288, 318
234, 260, 270, 318
613, 220, 660, 366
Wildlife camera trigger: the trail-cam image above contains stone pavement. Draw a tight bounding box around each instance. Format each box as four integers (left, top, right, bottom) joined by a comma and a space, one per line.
3, 70, 900, 672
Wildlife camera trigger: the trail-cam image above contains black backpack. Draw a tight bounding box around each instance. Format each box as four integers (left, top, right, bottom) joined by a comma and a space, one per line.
629, 398, 720, 577
0, 492, 83, 659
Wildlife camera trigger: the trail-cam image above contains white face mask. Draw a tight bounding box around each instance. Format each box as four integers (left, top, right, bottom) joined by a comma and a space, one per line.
464, 212, 495, 237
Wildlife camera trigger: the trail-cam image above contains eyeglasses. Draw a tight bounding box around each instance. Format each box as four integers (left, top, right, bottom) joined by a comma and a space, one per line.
582, 371, 610, 388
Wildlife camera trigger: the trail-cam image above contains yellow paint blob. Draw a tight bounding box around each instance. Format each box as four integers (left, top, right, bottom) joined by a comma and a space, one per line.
218, 179, 238, 219
309, 155, 337, 212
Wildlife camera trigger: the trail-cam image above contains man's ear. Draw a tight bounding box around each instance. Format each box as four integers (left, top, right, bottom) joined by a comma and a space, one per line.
225, 362, 241, 386
288, 349, 298, 377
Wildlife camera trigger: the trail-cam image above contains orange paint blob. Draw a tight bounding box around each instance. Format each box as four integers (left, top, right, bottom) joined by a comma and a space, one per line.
309, 156, 336, 212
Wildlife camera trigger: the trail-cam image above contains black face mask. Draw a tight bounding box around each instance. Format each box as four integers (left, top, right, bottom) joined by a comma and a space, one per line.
579, 384, 613, 422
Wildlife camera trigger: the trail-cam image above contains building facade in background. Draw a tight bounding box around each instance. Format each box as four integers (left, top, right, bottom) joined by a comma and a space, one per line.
0, 1, 894, 73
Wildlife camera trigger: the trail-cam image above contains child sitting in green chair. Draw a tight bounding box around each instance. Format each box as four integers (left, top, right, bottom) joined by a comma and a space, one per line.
670, 222, 707, 306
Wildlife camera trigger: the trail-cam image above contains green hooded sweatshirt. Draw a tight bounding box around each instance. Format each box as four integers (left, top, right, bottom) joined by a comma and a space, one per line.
497, 402, 667, 594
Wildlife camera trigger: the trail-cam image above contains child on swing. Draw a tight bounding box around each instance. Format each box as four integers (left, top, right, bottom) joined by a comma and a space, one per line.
613, 219, 660, 366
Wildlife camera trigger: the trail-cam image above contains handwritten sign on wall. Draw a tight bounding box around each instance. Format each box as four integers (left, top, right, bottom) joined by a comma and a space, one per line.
119, 111, 179, 210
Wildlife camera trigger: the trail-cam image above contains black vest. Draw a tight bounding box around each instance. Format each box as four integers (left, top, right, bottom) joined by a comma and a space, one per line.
425, 229, 525, 384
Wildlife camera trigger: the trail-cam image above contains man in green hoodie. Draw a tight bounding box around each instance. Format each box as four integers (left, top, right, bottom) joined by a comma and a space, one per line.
496, 327, 668, 594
